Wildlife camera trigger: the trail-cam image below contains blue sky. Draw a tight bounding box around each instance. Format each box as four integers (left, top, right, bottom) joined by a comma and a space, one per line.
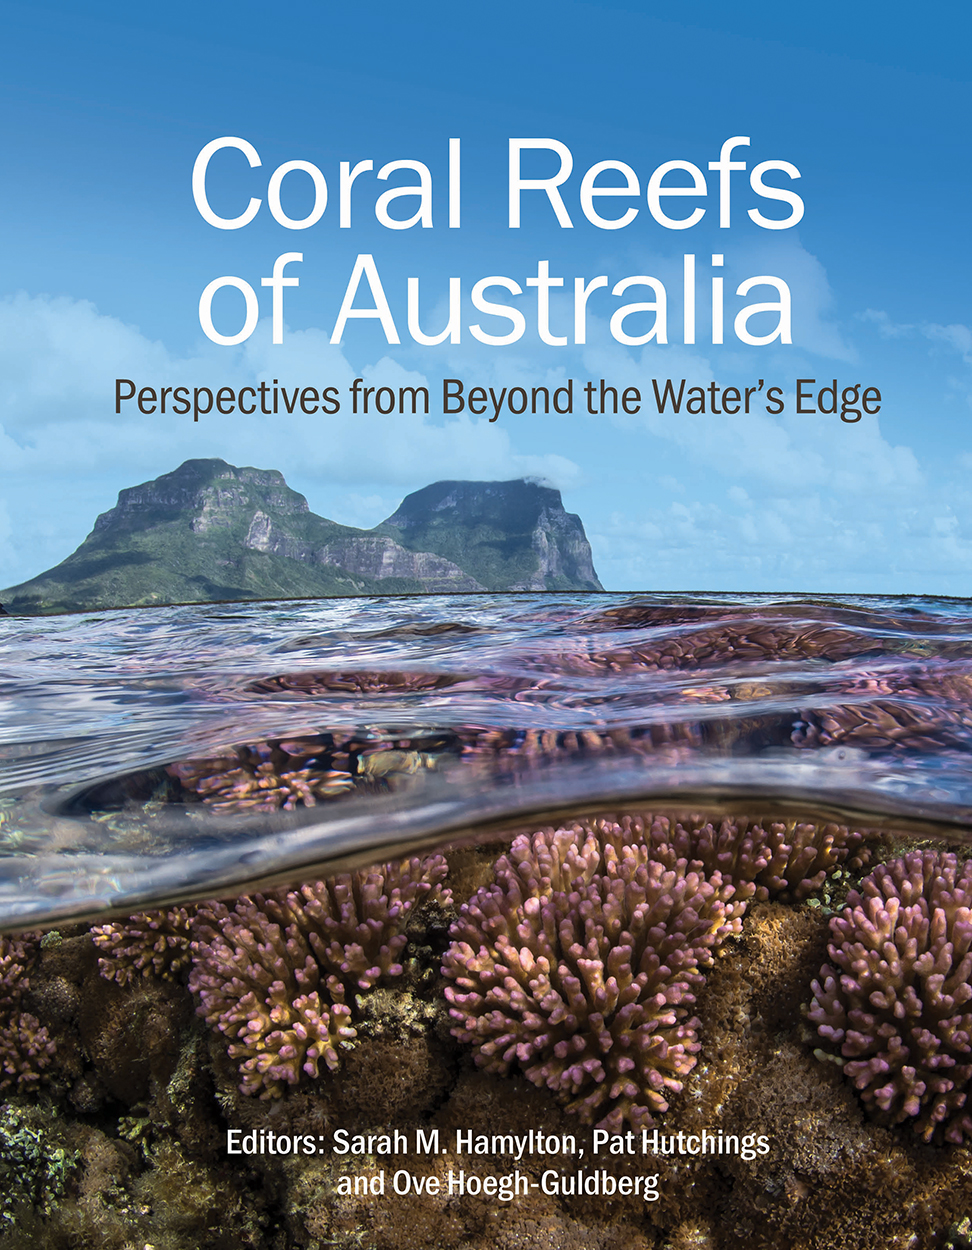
1, 0, 970, 593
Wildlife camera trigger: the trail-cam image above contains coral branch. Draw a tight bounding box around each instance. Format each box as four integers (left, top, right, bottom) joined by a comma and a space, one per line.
92, 907, 197, 985
189, 855, 450, 1098
443, 821, 740, 1132
809, 850, 972, 1143
0, 936, 55, 1090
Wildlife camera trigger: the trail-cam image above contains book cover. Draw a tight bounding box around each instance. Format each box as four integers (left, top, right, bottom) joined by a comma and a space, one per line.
1, 2, 970, 1246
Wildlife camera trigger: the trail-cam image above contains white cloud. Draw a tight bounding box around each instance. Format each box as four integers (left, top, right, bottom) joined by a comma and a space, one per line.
326, 491, 400, 529
0, 293, 171, 425
0, 294, 579, 486
860, 308, 914, 338
578, 325, 921, 498
861, 308, 972, 393
739, 237, 856, 363
923, 322, 972, 366
593, 486, 972, 594
0, 293, 580, 584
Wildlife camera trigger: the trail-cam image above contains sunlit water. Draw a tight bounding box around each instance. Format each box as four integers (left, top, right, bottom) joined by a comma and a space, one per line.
3, 591, 972, 928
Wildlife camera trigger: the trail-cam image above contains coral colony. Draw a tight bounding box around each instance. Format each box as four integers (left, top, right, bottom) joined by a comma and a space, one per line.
188, 856, 450, 1097
809, 850, 972, 1144
80, 812, 881, 1124
0, 936, 55, 1091
440, 812, 871, 1131
167, 740, 355, 813
637, 811, 872, 902
441, 822, 740, 1132
91, 907, 197, 985
21, 811, 972, 1155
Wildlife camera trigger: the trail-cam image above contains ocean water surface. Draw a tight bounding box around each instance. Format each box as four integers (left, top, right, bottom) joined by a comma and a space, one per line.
2, 590, 972, 928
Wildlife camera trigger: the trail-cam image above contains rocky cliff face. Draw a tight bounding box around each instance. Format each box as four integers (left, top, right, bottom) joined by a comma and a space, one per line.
519, 503, 603, 592
1, 461, 601, 613
381, 479, 603, 592
93, 461, 309, 535
241, 511, 482, 594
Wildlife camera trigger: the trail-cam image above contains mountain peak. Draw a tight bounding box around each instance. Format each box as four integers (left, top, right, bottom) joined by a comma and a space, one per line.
384, 479, 565, 528
2, 463, 602, 613
91, 459, 309, 538
380, 478, 602, 592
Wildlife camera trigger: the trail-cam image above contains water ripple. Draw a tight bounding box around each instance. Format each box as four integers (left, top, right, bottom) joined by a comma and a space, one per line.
2, 591, 972, 927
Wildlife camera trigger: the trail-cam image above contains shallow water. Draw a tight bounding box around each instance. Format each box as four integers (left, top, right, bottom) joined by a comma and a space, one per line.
4, 591, 972, 927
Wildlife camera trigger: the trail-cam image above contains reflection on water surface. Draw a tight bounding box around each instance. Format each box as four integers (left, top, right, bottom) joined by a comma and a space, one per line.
3, 591, 972, 926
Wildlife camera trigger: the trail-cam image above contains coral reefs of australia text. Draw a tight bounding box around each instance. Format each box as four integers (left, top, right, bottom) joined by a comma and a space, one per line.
191, 136, 808, 348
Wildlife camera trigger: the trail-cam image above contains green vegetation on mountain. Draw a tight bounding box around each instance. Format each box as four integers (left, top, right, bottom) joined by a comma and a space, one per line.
378, 479, 603, 592
1, 460, 602, 614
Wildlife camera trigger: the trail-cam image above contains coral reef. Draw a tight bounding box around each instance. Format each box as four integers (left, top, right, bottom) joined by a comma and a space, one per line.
189, 854, 451, 1097
808, 849, 972, 1143
7, 821, 972, 1248
635, 810, 876, 901
442, 821, 743, 1131
17, 594, 972, 1244
91, 906, 198, 985
167, 738, 354, 813
0, 936, 55, 1092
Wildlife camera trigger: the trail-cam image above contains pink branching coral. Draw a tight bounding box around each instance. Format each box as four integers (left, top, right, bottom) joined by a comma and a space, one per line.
0, 936, 55, 1091
0, 935, 34, 1010
189, 855, 451, 1098
167, 738, 354, 813
457, 725, 705, 774
92, 907, 198, 986
808, 850, 972, 1143
0, 1014, 57, 1092
442, 821, 744, 1132
793, 697, 968, 752
636, 811, 875, 902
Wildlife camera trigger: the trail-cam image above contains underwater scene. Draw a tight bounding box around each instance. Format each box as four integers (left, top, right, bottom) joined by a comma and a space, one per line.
4, 591, 972, 1249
